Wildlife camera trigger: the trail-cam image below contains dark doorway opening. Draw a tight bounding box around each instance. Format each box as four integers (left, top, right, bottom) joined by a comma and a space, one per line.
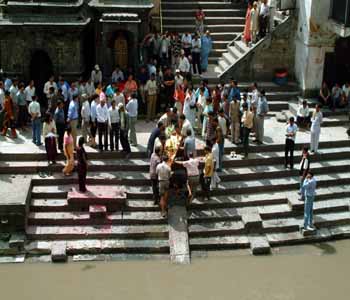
323, 37, 350, 87
30, 50, 53, 105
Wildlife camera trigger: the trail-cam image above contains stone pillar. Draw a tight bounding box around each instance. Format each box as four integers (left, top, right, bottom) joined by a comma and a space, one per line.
294, 0, 337, 96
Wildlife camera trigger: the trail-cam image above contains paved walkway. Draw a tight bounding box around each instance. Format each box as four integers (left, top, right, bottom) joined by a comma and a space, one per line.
0, 117, 348, 155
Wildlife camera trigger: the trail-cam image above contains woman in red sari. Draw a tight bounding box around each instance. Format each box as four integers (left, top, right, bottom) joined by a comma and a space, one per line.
243, 2, 252, 46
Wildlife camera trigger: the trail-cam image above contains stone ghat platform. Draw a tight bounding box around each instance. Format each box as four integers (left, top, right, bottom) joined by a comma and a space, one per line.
1, 137, 350, 264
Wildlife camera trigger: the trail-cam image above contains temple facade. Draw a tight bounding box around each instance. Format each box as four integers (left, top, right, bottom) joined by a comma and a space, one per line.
0, 0, 154, 84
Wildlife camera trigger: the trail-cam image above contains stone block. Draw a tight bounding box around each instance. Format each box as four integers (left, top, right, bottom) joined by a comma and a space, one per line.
25, 241, 51, 255
67, 186, 126, 211
249, 236, 271, 255
89, 205, 107, 219
168, 206, 190, 264
242, 213, 262, 232
9, 232, 25, 250
51, 241, 67, 263
0, 255, 25, 264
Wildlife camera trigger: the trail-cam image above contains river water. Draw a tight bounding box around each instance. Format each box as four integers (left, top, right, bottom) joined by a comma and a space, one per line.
1, 240, 350, 300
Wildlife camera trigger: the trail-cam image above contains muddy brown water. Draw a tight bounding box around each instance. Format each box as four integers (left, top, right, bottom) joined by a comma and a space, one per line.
1, 240, 350, 300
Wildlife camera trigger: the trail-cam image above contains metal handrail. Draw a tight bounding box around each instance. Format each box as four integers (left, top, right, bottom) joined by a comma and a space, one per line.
160, 0, 163, 33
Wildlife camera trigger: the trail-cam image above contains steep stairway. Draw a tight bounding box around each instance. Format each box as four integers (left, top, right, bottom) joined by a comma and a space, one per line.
159, 0, 246, 65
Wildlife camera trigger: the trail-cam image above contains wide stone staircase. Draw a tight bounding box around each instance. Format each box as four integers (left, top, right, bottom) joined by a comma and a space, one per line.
1, 137, 350, 261
159, 0, 246, 65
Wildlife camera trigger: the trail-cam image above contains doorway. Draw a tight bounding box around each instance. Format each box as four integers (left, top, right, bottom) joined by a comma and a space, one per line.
323, 37, 350, 86
29, 50, 53, 104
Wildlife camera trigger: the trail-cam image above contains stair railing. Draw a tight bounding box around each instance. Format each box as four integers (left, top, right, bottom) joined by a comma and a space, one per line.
160, 0, 163, 33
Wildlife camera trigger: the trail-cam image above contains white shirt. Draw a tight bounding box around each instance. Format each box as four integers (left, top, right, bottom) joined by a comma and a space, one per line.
156, 161, 171, 181
183, 158, 200, 176
109, 106, 120, 124
112, 70, 124, 83
85, 81, 95, 96
96, 103, 109, 123
192, 38, 201, 53
342, 85, 350, 98
0, 88, 4, 107
181, 34, 192, 48
297, 105, 310, 118
285, 123, 298, 142
183, 92, 196, 118
212, 143, 220, 170
60, 84, 68, 101
113, 93, 125, 107
9, 85, 18, 104
175, 75, 184, 88
28, 101, 41, 117
43, 81, 57, 96
181, 119, 194, 137
81, 100, 91, 121
24, 85, 35, 102
145, 79, 158, 95
260, 3, 270, 16
91, 70, 102, 84
218, 115, 227, 136
126, 98, 138, 117
179, 56, 190, 73
311, 111, 323, 132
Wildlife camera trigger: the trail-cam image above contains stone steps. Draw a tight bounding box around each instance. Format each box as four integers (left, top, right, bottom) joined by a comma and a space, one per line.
30, 170, 350, 200
162, 23, 244, 33
26, 224, 169, 240
25, 239, 170, 255
27, 211, 167, 226
162, 9, 246, 18
156, 16, 245, 25
162, 1, 242, 10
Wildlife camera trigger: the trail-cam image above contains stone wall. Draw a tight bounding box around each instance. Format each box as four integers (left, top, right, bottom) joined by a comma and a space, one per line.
221, 16, 297, 83
0, 28, 85, 80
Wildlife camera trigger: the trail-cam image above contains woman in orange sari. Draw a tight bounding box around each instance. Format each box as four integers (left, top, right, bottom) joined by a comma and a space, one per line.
243, 2, 252, 46
63, 126, 75, 176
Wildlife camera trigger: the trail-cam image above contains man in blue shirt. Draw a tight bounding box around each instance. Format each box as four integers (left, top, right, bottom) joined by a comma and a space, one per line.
67, 95, 79, 149
54, 100, 65, 151
228, 79, 241, 102
254, 89, 269, 144
300, 172, 317, 231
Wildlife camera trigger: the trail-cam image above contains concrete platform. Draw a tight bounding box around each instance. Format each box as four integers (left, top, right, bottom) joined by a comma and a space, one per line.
67, 186, 127, 211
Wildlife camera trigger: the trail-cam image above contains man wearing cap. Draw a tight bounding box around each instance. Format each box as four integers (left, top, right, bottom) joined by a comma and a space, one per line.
91, 65, 102, 86
174, 69, 184, 88
118, 103, 131, 156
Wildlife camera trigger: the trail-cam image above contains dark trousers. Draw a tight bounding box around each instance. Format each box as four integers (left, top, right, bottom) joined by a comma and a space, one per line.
45, 136, 57, 162
259, 15, 268, 38
17, 105, 27, 128
242, 127, 251, 156
78, 164, 87, 192
285, 138, 295, 168
56, 122, 65, 151
97, 122, 108, 150
120, 128, 131, 153
151, 178, 160, 203
297, 116, 311, 127
184, 47, 191, 57
192, 52, 201, 74
90, 120, 97, 138
110, 122, 120, 151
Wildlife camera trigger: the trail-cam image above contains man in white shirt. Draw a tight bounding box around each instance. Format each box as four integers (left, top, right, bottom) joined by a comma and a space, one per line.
145, 73, 158, 121
285, 117, 298, 169
126, 93, 138, 146
268, 0, 276, 32
91, 64, 102, 86
28, 97, 42, 146
111, 66, 124, 83
96, 98, 109, 151
0, 81, 5, 109
174, 70, 184, 88
179, 114, 195, 138
191, 33, 202, 75
178, 50, 190, 78
81, 94, 91, 144
43, 76, 57, 98
85, 78, 96, 97
113, 88, 125, 107
296, 100, 311, 128
24, 80, 35, 104
181, 32, 192, 57
108, 100, 120, 151
259, 0, 270, 38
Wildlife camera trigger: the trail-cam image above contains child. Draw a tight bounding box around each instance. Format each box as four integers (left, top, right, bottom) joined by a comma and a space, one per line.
77, 136, 88, 192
